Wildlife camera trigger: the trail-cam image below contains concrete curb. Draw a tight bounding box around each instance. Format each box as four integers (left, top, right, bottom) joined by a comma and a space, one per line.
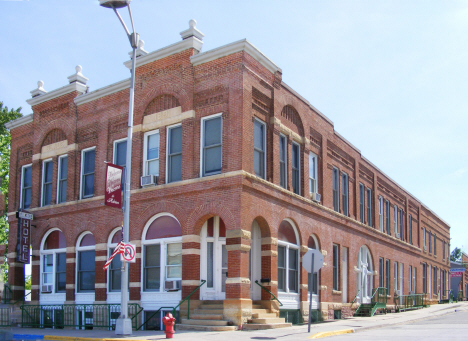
308, 329, 354, 339
13, 336, 152, 341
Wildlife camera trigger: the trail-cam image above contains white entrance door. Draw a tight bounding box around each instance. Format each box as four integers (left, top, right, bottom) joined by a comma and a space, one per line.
250, 221, 262, 300
200, 217, 227, 300
342, 247, 348, 303
357, 246, 373, 304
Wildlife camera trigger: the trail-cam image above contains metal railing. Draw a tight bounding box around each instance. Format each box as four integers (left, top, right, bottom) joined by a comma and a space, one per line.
2, 284, 12, 304
137, 279, 206, 331
393, 293, 427, 312
371, 287, 388, 305
351, 290, 360, 304
255, 280, 283, 307
0, 307, 10, 327
20, 303, 142, 330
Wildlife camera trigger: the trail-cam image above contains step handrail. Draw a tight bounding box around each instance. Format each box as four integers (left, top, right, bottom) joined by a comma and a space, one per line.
254, 280, 283, 307
174, 279, 207, 320
136, 306, 175, 331
351, 290, 361, 304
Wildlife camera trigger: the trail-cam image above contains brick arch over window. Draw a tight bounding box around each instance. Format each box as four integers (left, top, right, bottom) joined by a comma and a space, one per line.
143, 94, 180, 116
41, 128, 67, 147
186, 202, 236, 236
280, 105, 304, 136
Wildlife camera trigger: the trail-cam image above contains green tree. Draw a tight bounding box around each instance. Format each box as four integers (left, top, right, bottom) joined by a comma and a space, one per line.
0, 102, 23, 281
451, 247, 462, 263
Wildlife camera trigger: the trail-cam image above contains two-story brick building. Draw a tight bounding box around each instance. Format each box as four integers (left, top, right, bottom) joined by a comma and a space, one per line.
5, 21, 450, 330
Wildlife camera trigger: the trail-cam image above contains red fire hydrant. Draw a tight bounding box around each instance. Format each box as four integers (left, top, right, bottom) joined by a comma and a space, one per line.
163, 312, 176, 338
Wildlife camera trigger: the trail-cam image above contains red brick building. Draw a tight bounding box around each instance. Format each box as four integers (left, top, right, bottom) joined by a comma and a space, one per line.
5, 21, 450, 329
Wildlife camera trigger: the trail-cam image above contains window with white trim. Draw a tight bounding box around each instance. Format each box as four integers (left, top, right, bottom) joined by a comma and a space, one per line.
201, 114, 222, 177
57, 155, 68, 204
394, 262, 398, 294
81, 148, 95, 199
385, 259, 390, 292
253, 119, 266, 179
342, 172, 348, 216
309, 152, 317, 194
366, 188, 372, 227
277, 220, 299, 293
442, 241, 445, 260
142, 214, 182, 291
332, 167, 339, 212
423, 227, 426, 251
378, 196, 383, 232
434, 234, 437, 256
399, 209, 404, 241
41, 159, 53, 207
409, 265, 412, 294
143, 130, 160, 177
385, 200, 390, 235
379, 257, 384, 288
359, 183, 365, 223
429, 231, 432, 253
76, 233, 96, 292
279, 134, 287, 189
394, 205, 398, 236
408, 214, 412, 245
422, 263, 427, 293
113, 139, 127, 167
20, 164, 32, 209
333, 244, 339, 290
108, 229, 127, 292
41, 230, 66, 294
291, 142, 300, 195
167, 124, 182, 183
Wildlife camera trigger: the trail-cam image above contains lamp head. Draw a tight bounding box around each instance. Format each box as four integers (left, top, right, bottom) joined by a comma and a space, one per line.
99, 0, 132, 8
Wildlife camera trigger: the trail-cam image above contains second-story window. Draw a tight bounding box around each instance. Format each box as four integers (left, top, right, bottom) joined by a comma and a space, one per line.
144, 130, 160, 177
167, 125, 182, 183
378, 196, 383, 232
385, 200, 390, 235
279, 134, 287, 189
366, 188, 372, 227
114, 139, 127, 167
20, 164, 32, 209
41, 160, 53, 207
308, 152, 317, 194
81, 148, 95, 199
57, 155, 68, 204
342, 172, 348, 216
423, 227, 426, 250
443, 240, 445, 259
394, 205, 398, 236
408, 214, 412, 245
253, 119, 266, 179
333, 244, 339, 290
399, 209, 404, 241
359, 183, 365, 223
434, 234, 437, 256
429, 231, 432, 253
202, 115, 222, 177
291, 142, 300, 195
332, 167, 339, 212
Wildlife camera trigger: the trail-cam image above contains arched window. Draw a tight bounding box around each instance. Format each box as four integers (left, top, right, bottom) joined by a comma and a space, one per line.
108, 228, 125, 292
356, 245, 374, 303
76, 232, 95, 293
142, 214, 182, 292
277, 220, 299, 293
40, 229, 66, 294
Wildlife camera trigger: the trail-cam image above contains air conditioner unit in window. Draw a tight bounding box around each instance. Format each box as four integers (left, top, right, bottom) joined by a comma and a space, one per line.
310, 192, 321, 202
396, 233, 400, 238
140, 175, 158, 187
164, 280, 182, 291
41, 284, 53, 293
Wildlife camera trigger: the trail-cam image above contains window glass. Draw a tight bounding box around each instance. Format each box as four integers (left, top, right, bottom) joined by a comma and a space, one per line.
42, 160, 53, 206
292, 143, 300, 195
166, 243, 182, 279
332, 168, 339, 212
42, 254, 53, 285
308, 153, 316, 193
253, 120, 265, 178
288, 248, 298, 293
55, 253, 66, 292
110, 247, 123, 291
280, 135, 287, 189
168, 126, 182, 183
385, 201, 390, 235
203, 116, 222, 176
58, 156, 68, 204
359, 184, 364, 223
207, 242, 214, 288
82, 149, 95, 198
342, 173, 348, 215
277, 245, 286, 291
44, 230, 66, 250
146, 133, 160, 176
146, 216, 182, 239
278, 221, 297, 244
333, 245, 339, 290
22, 165, 32, 209
115, 140, 127, 167
78, 250, 96, 291
144, 244, 160, 290
366, 188, 372, 226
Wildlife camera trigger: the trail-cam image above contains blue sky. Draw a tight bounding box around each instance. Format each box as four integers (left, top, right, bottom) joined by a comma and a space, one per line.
1, 0, 467, 253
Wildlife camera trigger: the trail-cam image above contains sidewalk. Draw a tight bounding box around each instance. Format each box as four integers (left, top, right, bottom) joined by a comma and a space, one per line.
5, 302, 468, 341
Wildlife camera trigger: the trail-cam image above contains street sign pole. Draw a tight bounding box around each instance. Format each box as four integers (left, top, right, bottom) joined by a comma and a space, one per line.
308, 253, 314, 333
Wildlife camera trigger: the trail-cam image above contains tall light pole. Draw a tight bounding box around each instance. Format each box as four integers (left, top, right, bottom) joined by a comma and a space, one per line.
99, 0, 138, 335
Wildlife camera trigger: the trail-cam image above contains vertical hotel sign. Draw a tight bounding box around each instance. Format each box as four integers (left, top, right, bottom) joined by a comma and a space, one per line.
17, 210, 33, 263
105, 163, 123, 209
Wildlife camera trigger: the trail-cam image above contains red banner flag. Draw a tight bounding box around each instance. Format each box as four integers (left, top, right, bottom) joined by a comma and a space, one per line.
105, 163, 123, 208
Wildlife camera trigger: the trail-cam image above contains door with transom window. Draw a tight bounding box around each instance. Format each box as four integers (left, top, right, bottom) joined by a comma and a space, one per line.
356, 246, 373, 304
200, 217, 227, 300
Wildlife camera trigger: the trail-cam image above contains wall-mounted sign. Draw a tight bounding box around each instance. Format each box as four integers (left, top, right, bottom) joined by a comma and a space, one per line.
17, 210, 33, 263
105, 163, 123, 209
451, 268, 465, 278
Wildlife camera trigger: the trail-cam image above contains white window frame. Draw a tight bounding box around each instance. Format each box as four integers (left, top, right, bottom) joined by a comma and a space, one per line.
141, 213, 182, 292
408, 214, 412, 245
378, 196, 383, 232
253, 118, 266, 180
394, 262, 398, 294
429, 231, 432, 254
80, 146, 96, 200
277, 219, 300, 294
359, 183, 365, 223
75, 232, 96, 294
408, 265, 412, 294
423, 227, 426, 251
20, 163, 32, 209
366, 188, 372, 227
113, 138, 127, 167
342, 172, 348, 216
308, 152, 317, 194
40, 228, 67, 296
107, 227, 128, 295
143, 129, 160, 177
385, 200, 390, 235
434, 234, 437, 256
280, 134, 287, 189
332, 167, 340, 212
166, 123, 183, 184
394, 205, 398, 236
291, 141, 301, 195
56, 154, 68, 204
200, 113, 223, 178
41, 158, 53, 207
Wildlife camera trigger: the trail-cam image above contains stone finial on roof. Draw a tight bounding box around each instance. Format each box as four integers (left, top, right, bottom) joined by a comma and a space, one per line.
30, 80, 47, 98
128, 39, 148, 58
180, 19, 204, 41
68, 65, 89, 85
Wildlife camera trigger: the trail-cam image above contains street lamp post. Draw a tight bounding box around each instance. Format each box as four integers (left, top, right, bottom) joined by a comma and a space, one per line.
99, 0, 138, 335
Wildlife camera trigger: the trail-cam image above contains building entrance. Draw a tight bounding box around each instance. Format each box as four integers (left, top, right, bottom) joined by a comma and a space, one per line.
250, 220, 262, 300
356, 246, 373, 304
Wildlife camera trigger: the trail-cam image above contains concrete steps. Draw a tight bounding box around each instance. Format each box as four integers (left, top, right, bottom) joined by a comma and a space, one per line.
177, 301, 236, 331
243, 301, 292, 330
243, 322, 292, 330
